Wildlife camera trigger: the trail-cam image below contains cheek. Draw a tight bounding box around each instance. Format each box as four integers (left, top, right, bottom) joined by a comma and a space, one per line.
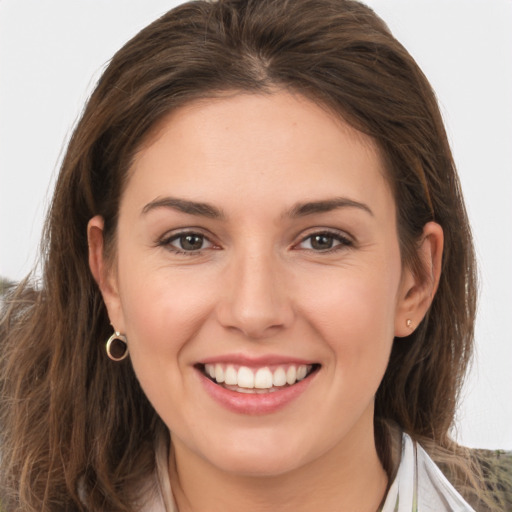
115, 268, 218, 419
119, 270, 215, 347
295, 260, 401, 368
114, 250, 218, 386
303, 269, 399, 328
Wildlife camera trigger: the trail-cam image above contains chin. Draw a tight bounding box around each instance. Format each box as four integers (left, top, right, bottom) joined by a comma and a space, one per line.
220, 453, 305, 478
198, 433, 311, 478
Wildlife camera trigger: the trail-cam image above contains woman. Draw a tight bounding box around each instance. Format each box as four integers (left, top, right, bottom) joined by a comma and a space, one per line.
0, 0, 506, 510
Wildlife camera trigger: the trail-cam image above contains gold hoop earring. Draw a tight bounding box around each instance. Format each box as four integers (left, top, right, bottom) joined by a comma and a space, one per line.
106, 331, 129, 361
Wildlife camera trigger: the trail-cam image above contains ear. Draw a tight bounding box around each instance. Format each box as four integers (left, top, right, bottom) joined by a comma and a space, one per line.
394, 221, 444, 337
87, 215, 126, 333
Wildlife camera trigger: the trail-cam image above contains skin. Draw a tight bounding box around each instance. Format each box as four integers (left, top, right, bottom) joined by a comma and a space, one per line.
89, 91, 443, 511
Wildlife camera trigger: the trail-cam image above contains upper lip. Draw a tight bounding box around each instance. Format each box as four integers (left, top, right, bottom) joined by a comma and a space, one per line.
197, 354, 318, 367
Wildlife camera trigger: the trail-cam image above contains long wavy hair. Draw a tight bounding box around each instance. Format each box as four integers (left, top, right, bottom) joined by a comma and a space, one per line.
0, 0, 497, 510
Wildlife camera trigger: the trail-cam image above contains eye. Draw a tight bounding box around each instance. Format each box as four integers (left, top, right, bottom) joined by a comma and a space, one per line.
297, 231, 352, 252
162, 232, 214, 253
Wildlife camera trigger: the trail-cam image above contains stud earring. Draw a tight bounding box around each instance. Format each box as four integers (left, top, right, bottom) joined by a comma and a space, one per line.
406, 319, 413, 328
106, 331, 129, 361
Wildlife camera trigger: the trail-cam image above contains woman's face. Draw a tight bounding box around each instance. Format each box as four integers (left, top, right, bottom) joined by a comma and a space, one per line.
92, 91, 426, 477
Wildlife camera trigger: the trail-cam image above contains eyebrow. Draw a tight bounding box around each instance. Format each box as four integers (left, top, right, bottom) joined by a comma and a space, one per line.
286, 197, 374, 218
141, 197, 224, 219
141, 196, 373, 219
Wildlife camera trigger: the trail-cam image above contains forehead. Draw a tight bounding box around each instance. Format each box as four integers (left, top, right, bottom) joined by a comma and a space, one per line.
124, 91, 393, 218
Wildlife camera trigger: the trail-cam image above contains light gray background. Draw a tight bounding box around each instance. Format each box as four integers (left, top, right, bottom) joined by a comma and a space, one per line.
1, 1, 511, 449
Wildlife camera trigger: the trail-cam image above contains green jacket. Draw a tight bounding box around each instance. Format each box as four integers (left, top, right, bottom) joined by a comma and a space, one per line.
472, 448, 512, 510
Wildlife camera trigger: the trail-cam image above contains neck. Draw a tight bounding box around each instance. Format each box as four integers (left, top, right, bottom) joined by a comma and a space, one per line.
169, 418, 388, 512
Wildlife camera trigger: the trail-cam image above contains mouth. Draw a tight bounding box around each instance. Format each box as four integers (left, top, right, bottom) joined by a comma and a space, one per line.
195, 362, 321, 394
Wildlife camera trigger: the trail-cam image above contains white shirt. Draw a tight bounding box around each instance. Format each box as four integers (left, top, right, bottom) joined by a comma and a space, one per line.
381, 433, 475, 511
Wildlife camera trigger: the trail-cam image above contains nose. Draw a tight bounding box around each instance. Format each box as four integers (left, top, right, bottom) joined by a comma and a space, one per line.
216, 248, 294, 339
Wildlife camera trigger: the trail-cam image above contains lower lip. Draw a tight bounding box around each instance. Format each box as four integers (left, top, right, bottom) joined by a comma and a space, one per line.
197, 369, 317, 415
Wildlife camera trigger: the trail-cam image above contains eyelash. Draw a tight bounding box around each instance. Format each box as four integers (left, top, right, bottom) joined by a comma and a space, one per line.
158, 229, 353, 256
295, 230, 354, 253
158, 231, 215, 256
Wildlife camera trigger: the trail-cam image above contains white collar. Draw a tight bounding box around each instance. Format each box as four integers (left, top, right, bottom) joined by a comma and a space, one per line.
381, 432, 475, 512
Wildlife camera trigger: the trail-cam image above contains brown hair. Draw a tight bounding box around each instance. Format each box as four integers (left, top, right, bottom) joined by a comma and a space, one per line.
0, 0, 497, 510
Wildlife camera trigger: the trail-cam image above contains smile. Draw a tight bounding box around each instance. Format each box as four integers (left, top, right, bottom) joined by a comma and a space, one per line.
199, 363, 319, 393
196, 359, 320, 415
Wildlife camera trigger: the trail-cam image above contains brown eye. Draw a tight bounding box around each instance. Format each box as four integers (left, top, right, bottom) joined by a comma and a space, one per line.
297, 231, 352, 252
164, 232, 214, 253
310, 234, 335, 250
179, 234, 205, 251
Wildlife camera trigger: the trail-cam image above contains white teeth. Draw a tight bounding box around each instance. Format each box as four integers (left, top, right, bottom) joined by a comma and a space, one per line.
254, 367, 273, 389
286, 366, 297, 385
215, 364, 225, 383
224, 365, 237, 385
237, 366, 255, 388
296, 365, 307, 381
272, 367, 287, 387
203, 363, 314, 390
